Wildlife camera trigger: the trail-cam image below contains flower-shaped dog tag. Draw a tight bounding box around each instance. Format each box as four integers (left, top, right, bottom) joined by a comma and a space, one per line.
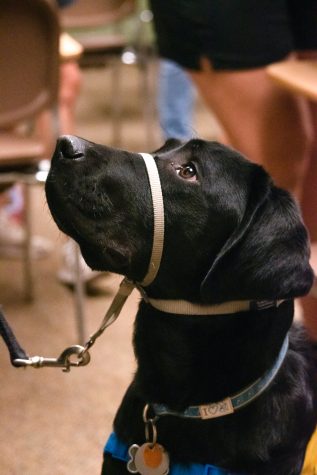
127, 443, 169, 475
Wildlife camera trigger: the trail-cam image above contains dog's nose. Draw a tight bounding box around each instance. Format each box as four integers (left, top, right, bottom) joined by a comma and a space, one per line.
57, 135, 85, 160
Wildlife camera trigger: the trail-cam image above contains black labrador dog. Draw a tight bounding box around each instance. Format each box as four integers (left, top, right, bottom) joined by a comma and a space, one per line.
46, 136, 317, 475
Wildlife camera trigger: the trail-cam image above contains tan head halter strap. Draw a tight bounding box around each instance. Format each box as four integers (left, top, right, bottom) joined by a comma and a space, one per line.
138, 153, 165, 287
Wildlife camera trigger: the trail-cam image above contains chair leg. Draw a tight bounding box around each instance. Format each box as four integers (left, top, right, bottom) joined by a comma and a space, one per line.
73, 242, 86, 344
140, 56, 155, 149
22, 183, 34, 302
110, 57, 123, 147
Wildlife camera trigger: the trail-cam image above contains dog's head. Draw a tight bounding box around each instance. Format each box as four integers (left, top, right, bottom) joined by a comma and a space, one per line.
46, 136, 313, 304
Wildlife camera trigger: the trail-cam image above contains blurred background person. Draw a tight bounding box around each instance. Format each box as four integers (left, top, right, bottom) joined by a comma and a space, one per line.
158, 58, 195, 141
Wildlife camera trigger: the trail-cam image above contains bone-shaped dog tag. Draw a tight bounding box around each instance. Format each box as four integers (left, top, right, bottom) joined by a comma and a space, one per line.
127, 442, 169, 475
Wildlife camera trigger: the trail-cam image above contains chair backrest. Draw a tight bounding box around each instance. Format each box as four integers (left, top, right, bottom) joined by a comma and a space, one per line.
0, 0, 60, 128
61, 0, 136, 29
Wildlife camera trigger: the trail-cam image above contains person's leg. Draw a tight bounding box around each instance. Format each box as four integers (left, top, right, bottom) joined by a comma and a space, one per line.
58, 60, 82, 135
35, 60, 82, 155
301, 103, 317, 241
189, 56, 313, 199
300, 103, 317, 341
158, 59, 195, 140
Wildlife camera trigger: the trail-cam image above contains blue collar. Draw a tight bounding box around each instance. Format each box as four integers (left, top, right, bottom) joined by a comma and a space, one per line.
152, 335, 289, 420
104, 432, 247, 475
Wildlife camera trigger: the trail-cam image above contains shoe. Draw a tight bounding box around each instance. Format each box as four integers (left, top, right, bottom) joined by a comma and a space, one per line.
0, 209, 52, 260
57, 240, 101, 286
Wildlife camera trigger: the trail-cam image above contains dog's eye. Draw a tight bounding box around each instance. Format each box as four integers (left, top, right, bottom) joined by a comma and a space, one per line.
177, 163, 197, 180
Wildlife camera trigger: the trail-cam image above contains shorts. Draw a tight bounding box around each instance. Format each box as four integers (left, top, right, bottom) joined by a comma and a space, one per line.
149, 0, 317, 70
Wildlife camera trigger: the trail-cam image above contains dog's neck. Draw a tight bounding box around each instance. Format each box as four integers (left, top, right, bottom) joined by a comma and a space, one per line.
133, 299, 293, 409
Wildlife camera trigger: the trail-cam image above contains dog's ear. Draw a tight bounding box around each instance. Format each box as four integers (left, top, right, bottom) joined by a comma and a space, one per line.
200, 167, 314, 304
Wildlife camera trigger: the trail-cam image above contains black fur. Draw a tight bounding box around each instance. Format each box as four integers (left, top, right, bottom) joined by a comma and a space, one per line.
46, 136, 317, 475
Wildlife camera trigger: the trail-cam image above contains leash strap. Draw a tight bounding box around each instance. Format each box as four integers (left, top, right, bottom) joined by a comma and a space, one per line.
0, 307, 29, 366
81, 278, 135, 353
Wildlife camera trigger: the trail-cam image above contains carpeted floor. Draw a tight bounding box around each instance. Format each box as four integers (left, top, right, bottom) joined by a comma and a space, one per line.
0, 61, 220, 475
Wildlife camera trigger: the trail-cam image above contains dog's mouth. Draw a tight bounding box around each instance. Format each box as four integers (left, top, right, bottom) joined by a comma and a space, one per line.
49, 201, 114, 268
47, 179, 133, 273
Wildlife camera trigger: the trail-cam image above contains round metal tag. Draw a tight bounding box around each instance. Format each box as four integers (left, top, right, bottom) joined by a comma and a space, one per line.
127, 442, 169, 475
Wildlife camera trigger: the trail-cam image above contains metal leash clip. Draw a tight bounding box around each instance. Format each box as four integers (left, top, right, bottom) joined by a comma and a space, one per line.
13, 345, 91, 373
1, 278, 136, 373
1, 278, 133, 373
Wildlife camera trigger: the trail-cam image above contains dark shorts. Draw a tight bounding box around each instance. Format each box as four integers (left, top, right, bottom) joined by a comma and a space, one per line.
149, 0, 317, 70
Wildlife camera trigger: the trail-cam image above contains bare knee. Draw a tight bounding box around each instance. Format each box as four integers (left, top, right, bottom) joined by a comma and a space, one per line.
59, 61, 82, 108
190, 61, 313, 196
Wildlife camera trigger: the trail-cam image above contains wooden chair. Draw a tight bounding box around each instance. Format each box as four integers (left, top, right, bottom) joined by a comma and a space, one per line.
0, 0, 60, 301
60, 0, 136, 59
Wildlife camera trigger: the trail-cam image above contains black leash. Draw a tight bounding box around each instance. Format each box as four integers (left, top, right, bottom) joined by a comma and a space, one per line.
0, 306, 91, 372
0, 306, 29, 367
